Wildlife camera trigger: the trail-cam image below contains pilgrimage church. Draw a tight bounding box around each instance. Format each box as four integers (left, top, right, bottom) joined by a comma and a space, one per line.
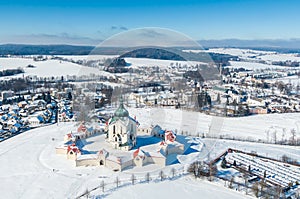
106, 98, 137, 151
56, 97, 184, 171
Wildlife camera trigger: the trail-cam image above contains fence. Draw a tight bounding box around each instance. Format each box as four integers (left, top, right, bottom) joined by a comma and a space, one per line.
75, 168, 187, 199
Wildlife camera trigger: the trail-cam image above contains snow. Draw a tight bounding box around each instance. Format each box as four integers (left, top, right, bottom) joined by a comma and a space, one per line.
128, 107, 300, 142
124, 57, 206, 69
226, 152, 300, 187
0, 122, 299, 198
56, 55, 119, 61
205, 47, 300, 63
186, 137, 204, 151
177, 152, 202, 165
269, 75, 300, 85
0, 57, 112, 79
183, 48, 276, 60
258, 53, 300, 62
227, 61, 293, 70
107, 176, 252, 199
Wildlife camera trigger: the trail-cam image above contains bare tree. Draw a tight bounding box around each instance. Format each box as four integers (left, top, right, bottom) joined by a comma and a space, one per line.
100, 180, 105, 192
131, 174, 136, 185
272, 130, 277, 144
115, 176, 120, 188
281, 128, 286, 143
208, 163, 218, 181
171, 168, 176, 178
145, 172, 151, 183
252, 182, 260, 198
290, 128, 296, 145
282, 154, 290, 163
83, 188, 89, 199
159, 170, 165, 181
274, 185, 282, 199
229, 176, 235, 189
260, 178, 266, 194
243, 173, 249, 195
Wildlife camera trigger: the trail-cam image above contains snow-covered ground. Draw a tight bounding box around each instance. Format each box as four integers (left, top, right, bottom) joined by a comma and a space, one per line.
124, 57, 206, 69
1, 122, 299, 198
128, 107, 300, 142
227, 61, 293, 70
268, 75, 300, 85
183, 48, 276, 60
226, 151, 300, 187
0, 57, 112, 79
184, 48, 300, 63
258, 53, 300, 62
107, 176, 252, 199
56, 55, 119, 61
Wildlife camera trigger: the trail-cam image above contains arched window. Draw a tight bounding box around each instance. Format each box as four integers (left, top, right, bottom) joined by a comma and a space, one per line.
113, 125, 116, 134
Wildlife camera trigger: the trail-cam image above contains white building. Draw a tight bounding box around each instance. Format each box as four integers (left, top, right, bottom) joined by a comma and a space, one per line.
106, 98, 137, 151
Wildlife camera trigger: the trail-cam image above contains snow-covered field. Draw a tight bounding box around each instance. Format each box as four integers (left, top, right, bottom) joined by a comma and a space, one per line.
184, 48, 300, 63
107, 177, 252, 199
0, 56, 206, 80
124, 57, 206, 69
227, 61, 294, 70
0, 57, 112, 79
57, 55, 119, 61
128, 107, 300, 142
183, 48, 276, 60
269, 75, 300, 85
1, 121, 299, 198
258, 53, 300, 62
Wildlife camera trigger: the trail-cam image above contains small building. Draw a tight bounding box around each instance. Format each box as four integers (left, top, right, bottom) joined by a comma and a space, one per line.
250, 107, 268, 114
1, 90, 14, 100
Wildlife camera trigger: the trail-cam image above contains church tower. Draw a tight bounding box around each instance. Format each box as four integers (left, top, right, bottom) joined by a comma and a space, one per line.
107, 97, 137, 151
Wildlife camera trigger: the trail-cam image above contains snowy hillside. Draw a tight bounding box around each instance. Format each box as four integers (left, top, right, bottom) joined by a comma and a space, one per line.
107, 177, 252, 199
1, 122, 298, 198
124, 57, 206, 69
227, 61, 294, 70
128, 107, 300, 142
0, 57, 112, 79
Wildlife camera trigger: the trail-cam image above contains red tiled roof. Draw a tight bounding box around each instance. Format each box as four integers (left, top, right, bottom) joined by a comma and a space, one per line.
77, 123, 87, 133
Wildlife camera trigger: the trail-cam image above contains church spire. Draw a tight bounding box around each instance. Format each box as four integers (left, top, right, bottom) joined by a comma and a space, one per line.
114, 96, 129, 118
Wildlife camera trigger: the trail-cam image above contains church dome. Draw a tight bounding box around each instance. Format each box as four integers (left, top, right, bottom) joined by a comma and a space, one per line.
114, 98, 129, 118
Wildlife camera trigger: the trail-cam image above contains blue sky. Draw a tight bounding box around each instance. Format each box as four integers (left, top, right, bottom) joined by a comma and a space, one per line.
1, 0, 300, 45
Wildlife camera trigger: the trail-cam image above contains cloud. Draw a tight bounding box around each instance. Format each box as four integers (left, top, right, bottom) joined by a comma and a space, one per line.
138, 29, 165, 38
100, 27, 199, 47
111, 26, 118, 30
120, 26, 128, 31
110, 25, 128, 31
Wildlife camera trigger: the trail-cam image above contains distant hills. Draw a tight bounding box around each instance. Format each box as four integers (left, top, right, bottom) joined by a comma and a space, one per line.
119, 47, 236, 64
1, 39, 300, 56
120, 48, 185, 61
198, 39, 300, 52
0, 44, 94, 55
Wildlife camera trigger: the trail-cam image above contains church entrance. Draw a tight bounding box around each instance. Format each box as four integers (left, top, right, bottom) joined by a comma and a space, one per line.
100, 160, 104, 166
